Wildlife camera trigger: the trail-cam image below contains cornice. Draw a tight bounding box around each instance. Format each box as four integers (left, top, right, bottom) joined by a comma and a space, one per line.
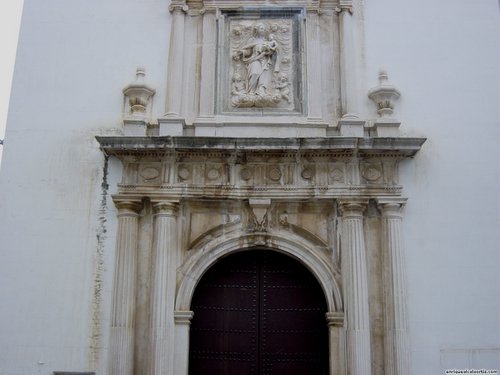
96, 136, 426, 158
111, 185, 403, 201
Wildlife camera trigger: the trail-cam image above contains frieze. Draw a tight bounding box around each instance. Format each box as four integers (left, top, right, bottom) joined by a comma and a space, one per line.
118, 156, 406, 192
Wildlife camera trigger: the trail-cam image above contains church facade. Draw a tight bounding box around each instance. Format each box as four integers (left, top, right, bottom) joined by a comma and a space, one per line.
0, 0, 498, 375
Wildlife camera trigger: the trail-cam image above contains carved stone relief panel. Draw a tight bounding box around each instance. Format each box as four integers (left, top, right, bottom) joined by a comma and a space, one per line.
218, 9, 304, 115
360, 158, 400, 186
328, 162, 347, 185
138, 163, 162, 185
361, 161, 383, 185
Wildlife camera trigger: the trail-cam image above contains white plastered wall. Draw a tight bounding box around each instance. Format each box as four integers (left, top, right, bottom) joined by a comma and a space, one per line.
0, 0, 172, 373
363, 0, 500, 373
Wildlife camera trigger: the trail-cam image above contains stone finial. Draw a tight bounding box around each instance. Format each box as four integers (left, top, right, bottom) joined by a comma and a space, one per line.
123, 67, 156, 120
368, 70, 401, 118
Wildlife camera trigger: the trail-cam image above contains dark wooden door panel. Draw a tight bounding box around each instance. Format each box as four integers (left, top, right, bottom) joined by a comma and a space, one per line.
189, 250, 329, 375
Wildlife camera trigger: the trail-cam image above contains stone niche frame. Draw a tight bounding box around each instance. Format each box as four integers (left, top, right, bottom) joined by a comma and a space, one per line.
161, 0, 345, 137
217, 8, 305, 116
97, 135, 426, 375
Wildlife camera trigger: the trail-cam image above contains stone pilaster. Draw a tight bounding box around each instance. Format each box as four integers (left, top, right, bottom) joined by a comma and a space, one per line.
326, 312, 346, 375
165, 3, 188, 117
336, 5, 359, 119
339, 200, 372, 375
173, 311, 194, 375
306, 9, 323, 122
149, 201, 180, 375
108, 199, 142, 375
198, 8, 217, 119
378, 199, 410, 375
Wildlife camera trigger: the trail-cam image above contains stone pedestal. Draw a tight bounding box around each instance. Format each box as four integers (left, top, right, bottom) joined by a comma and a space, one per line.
173, 311, 194, 375
158, 117, 185, 136
108, 200, 142, 375
326, 312, 346, 375
374, 119, 401, 137
338, 117, 365, 137
123, 119, 148, 136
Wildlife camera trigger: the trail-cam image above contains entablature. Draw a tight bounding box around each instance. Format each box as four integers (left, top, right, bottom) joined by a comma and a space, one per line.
96, 136, 425, 200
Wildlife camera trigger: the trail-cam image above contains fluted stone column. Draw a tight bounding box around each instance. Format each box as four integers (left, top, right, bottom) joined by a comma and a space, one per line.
339, 200, 372, 375
173, 311, 194, 375
326, 312, 346, 375
378, 199, 410, 375
150, 201, 180, 375
108, 199, 142, 375
165, 3, 188, 117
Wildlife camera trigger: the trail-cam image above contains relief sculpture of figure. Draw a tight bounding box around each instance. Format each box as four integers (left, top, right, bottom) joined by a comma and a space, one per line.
231, 22, 290, 108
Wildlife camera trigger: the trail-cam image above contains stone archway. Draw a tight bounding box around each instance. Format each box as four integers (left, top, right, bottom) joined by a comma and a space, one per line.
173, 232, 345, 375
175, 232, 343, 313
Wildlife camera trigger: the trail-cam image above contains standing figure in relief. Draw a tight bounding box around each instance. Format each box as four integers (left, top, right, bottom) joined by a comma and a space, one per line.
235, 23, 279, 96
230, 20, 293, 108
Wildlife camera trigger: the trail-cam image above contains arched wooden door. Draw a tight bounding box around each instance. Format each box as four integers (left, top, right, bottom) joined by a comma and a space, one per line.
189, 250, 329, 375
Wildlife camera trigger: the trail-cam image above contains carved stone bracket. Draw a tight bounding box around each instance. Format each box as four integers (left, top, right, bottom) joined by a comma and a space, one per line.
249, 198, 271, 232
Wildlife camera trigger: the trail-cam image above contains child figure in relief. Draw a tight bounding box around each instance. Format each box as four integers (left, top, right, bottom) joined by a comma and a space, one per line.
275, 73, 291, 103
231, 73, 246, 95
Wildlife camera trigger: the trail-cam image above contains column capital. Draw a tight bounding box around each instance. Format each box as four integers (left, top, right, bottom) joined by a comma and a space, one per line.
335, 4, 353, 15
326, 312, 345, 327
169, 2, 188, 14
174, 310, 194, 325
199, 6, 217, 15
376, 198, 407, 218
338, 199, 368, 218
113, 198, 142, 216
306, 6, 323, 15
152, 200, 179, 217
